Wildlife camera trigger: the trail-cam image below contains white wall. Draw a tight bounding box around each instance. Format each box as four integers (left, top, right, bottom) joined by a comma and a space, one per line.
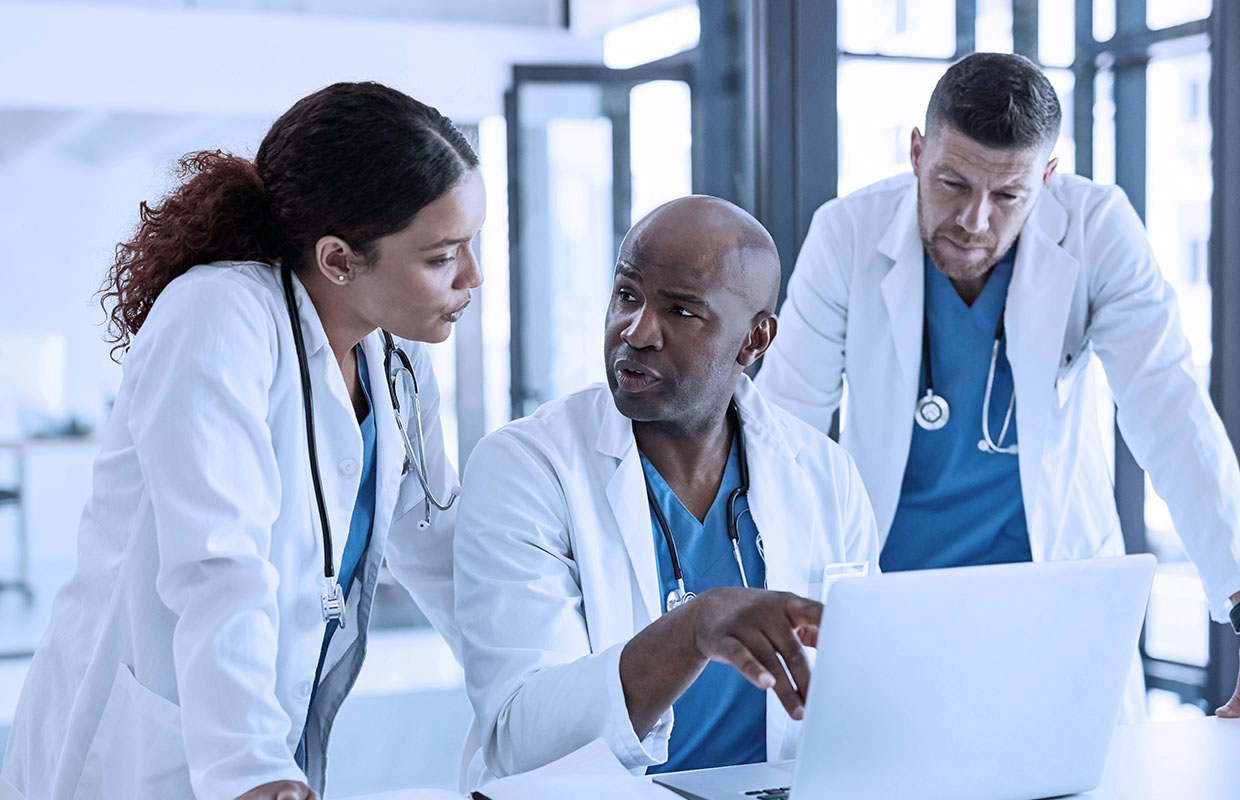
0, 0, 602, 430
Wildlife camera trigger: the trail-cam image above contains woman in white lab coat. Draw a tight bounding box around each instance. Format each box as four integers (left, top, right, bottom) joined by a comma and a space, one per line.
0, 82, 485, 800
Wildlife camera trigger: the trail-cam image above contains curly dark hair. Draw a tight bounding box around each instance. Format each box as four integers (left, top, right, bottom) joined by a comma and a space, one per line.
99, 81, 478, 360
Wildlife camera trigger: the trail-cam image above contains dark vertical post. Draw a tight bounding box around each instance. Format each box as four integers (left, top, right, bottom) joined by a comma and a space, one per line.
1073, 0, 1096, 179
504, 85, 524, 421
694, 0, 753, 209
1111, 0, 1149, 560
751, 0, 838, 305
956, 0, 977, 57
1012, 0, 1040, 60
1207, 0, 1240, 713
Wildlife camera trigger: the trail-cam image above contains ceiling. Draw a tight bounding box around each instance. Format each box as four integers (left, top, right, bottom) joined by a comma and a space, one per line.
0, 0, 690, 171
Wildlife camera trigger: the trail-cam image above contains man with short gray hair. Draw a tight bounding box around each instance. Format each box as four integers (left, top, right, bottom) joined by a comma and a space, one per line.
758, 51, 1240, 717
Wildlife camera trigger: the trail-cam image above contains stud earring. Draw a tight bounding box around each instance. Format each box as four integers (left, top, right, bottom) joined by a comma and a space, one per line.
337, 275, 346, 283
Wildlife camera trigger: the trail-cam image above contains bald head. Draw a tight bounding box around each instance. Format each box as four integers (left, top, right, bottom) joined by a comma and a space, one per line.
605, 195, 783, 432
620, 195, 781, 319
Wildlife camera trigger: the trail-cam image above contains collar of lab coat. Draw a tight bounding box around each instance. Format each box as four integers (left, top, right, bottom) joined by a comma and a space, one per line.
594, 376, 803, 620
875, 175, 1079, 517
276, 264, 408, 574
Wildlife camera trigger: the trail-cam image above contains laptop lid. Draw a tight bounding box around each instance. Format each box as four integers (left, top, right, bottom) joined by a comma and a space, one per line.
789, 554, 1156, 800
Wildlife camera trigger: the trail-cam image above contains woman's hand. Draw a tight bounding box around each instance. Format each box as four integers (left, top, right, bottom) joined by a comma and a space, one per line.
235, 780, 318, 800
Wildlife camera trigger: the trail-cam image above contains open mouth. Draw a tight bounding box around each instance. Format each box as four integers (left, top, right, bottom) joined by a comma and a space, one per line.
614, 359, 660, 392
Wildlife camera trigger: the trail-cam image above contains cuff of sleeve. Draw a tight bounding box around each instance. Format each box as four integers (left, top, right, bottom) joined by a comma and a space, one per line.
600, 642, 672, 771
196, 764, 308, 800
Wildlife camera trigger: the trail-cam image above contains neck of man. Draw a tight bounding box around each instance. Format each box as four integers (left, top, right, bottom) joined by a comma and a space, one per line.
949, 269, 993, 306
633, 400, 736, 523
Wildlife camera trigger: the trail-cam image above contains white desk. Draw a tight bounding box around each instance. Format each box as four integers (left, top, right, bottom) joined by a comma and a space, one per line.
340, 718, 1240, 799
1074, 717, 1240, 798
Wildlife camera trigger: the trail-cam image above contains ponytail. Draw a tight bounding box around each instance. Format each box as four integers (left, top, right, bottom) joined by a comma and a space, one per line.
99, 150, 283, 359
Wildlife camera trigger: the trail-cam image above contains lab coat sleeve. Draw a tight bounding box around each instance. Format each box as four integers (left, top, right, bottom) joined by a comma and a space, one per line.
455, 431, 669, 778
384, 341, 463, 660
126, 276, 306, 798
840, 448, 881, 575
1084, 186, 1240, 619
756, 201, 852, 435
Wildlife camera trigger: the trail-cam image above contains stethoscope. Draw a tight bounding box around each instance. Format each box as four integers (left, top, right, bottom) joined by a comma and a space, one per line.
642, 402, 756, 613
280, 264, 458, 626
914, 307, 1018, 455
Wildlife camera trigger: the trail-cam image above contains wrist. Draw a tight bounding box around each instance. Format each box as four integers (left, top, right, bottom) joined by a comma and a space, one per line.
1226, 593, 1240, 635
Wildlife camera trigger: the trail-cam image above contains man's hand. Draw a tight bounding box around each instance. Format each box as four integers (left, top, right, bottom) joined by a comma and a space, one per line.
1216, 592, 1240, 718
620, 587, 822, 738
686, 587, 822, 720
235, 780, 317, 800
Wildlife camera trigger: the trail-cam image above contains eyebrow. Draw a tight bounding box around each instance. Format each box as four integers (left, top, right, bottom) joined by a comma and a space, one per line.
419, 235, 474, 251
615, 260, 708, 306
936, 168, 1028, 195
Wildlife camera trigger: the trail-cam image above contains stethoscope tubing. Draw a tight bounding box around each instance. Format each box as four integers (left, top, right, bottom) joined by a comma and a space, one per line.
280, 265, 457, 623
644, 402, 752, 610
917, 302, 1017, 454
282, 264, 337, 582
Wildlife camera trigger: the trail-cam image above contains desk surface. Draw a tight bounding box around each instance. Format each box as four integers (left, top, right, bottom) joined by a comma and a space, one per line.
1075, 716, 1240, 799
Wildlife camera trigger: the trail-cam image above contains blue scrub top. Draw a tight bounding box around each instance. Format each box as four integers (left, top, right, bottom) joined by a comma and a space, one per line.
880, 246, 1032, 572
641, 437, 768, 774
298, 348, 378, 768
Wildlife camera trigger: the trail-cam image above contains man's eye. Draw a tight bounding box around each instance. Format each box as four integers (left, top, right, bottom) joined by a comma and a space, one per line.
616, 289, 637, 302
671, 305, 695, 318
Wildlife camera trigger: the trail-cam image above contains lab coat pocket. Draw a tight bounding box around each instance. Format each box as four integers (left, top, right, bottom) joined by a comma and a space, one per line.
1055, 343, 1092, 408
74, 663, 193, 799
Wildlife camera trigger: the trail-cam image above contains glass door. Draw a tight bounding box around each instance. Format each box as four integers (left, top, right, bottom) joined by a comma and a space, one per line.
506, 61, 693, 418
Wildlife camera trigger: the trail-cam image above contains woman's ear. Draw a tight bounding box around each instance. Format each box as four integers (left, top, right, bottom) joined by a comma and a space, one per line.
313, 235, 355, 284
737, 314, 778, 368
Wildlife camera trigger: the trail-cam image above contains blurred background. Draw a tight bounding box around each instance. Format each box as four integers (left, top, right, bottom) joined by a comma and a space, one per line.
1, 1, 1238, 796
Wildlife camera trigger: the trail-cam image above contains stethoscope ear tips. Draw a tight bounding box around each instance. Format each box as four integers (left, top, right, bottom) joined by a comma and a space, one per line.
416, 519, 430, 530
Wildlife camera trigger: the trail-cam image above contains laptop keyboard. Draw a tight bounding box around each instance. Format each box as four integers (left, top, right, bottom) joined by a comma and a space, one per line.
744, 788, 790, 800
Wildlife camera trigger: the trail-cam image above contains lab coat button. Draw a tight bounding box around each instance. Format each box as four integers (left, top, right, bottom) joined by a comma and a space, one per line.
294, 680, 313, 700
339, 459, 358, 476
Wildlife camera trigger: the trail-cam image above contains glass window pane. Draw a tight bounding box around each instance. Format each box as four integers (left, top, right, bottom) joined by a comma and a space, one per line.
1094, 0, 1116, 41
1148, 0, 1212, 31
977, 0, 1014, 53
1045, 68, 1077, 175
1092, 68, 1116, 185
629, 81, 692, 224
838, 0, 955, 58
1039, 0, 1076, 67
836, 58, 946, 197
1141, 49, 1213, 671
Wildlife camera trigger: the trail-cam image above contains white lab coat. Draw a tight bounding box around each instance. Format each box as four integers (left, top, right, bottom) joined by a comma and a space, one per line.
453, 378, 879, 785
0, 262, 459, 800
757, 171, 1240, 619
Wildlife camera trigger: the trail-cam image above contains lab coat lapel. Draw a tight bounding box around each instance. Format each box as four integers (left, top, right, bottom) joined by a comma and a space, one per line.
596, 397, 663, 623
283, 269, 362, 578
1007, 189, 1077, 522
731, 379, 807, 597
360, 332, 402, 554
878, 186, 926, 392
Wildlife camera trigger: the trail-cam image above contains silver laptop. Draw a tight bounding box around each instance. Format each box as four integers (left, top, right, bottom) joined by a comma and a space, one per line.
654, 555, 1156, 800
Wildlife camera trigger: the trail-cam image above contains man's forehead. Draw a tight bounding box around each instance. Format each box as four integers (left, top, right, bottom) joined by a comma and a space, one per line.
928, 128, 1047, 181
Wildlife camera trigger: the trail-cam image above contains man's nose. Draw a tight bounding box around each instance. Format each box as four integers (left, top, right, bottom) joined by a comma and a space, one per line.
956, 193, 991, 234
622, 305, 662, 350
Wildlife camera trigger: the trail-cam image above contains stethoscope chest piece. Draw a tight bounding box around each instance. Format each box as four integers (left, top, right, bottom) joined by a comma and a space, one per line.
915, 389, 950, 430
666, 588, 697, 613
321, 581, 346, 628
